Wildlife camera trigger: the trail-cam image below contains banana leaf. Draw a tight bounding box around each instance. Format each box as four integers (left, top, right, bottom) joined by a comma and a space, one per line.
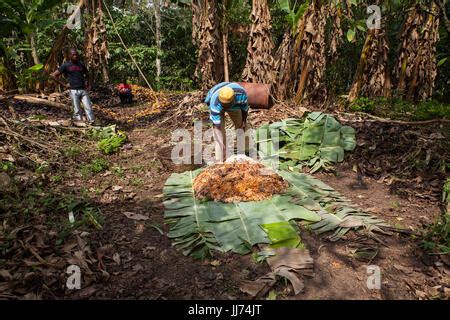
261, 221, 302, 248
255, 112, 356, 172
164, 169, 390, 258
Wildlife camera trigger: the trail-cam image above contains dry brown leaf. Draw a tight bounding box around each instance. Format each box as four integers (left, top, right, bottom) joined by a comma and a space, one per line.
123, 212, 149, 221
267, 247, 314, 271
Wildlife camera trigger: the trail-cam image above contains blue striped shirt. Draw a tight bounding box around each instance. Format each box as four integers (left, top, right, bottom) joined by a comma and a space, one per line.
204, 82, 249, 125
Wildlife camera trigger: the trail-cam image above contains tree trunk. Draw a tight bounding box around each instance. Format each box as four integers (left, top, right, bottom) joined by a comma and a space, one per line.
241, 0, 274, 84
29, 32, 40, 65
192, 0, 201, 46
272, 28, 294, 100
194, 0, 224, 90
131, 0, 137, 14
154, 0, 162, 85
85, 0, 110, 84
223, 31, 229, 82
395, 4, 440, 101
436, 0, 450, 40
293, 1, 327, 106
348, 22, 391, 102
0, 48, 17, 91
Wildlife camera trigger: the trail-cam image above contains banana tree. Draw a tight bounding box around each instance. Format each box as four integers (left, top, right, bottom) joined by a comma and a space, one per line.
272, 0, 308, 100
219, 0, 242, 82
192, 0, 224, 89
241, 0, 275, 84
347, 0, 391, 102
85, 0, 110, 84
293, 0, 328, 105
395, 1, 440, 101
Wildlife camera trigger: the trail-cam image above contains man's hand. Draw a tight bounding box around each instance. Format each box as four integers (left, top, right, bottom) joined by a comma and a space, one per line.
49, 70, 68, 89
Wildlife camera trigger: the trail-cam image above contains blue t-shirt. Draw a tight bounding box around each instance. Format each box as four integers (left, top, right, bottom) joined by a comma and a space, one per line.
205, 82, 249, 125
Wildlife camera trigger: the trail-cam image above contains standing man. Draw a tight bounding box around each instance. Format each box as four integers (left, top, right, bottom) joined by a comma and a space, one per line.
51, 48, 95, 124
205, 82, 249, 162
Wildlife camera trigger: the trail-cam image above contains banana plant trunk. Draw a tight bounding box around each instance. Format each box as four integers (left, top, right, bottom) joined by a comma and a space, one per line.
348, 26, 391, 102
84, 0, 110, 84
241, 0, 274, 84
155, 0, 162, 85
293, 0, 327, 106
223, 31, 229, 82
194, 0, 224, 90
29, 32, 40, 65
395, 4, 440, 101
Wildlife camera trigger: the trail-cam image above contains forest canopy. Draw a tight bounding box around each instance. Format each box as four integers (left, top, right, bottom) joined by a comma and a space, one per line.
0, 0, 449, 107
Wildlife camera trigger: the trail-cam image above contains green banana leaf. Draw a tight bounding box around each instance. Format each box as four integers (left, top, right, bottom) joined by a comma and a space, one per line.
261, 221, 302, 248
164, 169, 390, 258
255, 112, 357, 172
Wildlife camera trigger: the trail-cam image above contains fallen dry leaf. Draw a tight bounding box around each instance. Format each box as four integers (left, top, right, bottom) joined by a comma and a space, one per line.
123, 212, 149, 221
112, 253, 121, 265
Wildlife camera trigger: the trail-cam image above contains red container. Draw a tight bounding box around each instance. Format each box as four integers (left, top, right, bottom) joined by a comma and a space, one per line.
237, 82, 273, 109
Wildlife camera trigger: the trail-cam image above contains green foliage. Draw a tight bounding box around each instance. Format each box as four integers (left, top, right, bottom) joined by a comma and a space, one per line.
50, 174, 63, 183
90, 124, 128, 154
16, 63, 44, 90
420, 213, 450, 254
111, 165, 125, 178
349, 97, 377, 113
1, 161, 16, 173
63, 146, 82, 158
90, 158, 109, 173
420, 180, 450, 254
35, 161, 50, 174
89, 124, 118, 140
80, 157, 109, 177
413, 101, 450, 121
105, 5, 196, 90
277, 0, 308, 32
1, 187, 103, 248
443, 179, 450, 205
98, 132, 127, 154
55, 199, 104, 244
348, 97, 450, 120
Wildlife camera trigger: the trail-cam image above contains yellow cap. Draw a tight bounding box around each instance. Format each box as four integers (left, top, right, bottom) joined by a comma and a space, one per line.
218, 87, 235, 104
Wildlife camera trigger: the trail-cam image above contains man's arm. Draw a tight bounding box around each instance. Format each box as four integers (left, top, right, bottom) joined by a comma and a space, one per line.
240, 95, 249, 130
49, 70, 69, 89
242, 110, 248, 130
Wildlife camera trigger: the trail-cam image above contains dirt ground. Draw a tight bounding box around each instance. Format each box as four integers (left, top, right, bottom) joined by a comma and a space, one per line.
68, 124, 447, 300
1, 94, 449, 300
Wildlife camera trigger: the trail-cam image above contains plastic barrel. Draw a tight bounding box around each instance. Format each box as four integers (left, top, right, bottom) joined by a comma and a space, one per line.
237, 82, 273, 109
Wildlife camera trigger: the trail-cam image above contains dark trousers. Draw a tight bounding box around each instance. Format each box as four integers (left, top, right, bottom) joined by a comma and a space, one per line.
119, 92, 133, 104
